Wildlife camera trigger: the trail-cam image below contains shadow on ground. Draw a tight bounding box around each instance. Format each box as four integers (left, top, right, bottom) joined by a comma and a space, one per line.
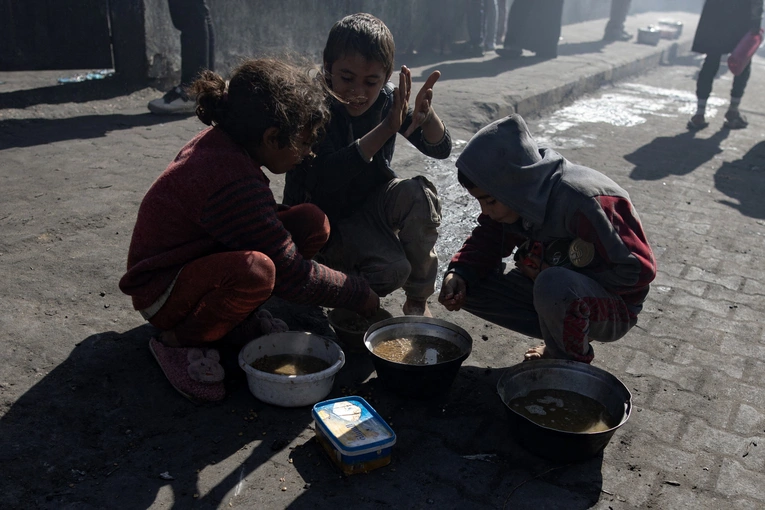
0, 113, 189, 150
625, 128, 730, 181
0, 76, 146, 110
0, 300, 609, 509
714, 140, 765, 219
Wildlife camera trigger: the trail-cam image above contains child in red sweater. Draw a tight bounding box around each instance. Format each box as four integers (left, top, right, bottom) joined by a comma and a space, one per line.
120, 58, 379, 402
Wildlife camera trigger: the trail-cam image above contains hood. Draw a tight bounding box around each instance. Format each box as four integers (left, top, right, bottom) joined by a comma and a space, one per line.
456, 114, 564, 225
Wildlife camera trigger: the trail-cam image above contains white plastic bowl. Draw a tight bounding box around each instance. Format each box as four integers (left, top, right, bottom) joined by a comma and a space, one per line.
238, 331, 345, 407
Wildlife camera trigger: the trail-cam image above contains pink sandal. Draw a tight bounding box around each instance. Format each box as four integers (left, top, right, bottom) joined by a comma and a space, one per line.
149, 337, 226, 403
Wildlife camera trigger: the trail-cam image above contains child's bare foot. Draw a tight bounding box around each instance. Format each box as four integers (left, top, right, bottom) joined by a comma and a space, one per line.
403, 298, 432, 317
523, 344, 553, 361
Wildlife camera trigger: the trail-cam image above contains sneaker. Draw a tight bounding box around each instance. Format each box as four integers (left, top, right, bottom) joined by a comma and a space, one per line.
603, 30, 633, 42
147, 86, 196, 115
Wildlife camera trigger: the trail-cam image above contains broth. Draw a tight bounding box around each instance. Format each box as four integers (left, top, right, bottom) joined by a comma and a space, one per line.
508, 388, 617, 433
372, 335, 463, 365
251, 354, 330, 376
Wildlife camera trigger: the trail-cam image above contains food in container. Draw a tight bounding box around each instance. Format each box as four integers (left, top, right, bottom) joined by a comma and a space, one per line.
312, 396, 396, 475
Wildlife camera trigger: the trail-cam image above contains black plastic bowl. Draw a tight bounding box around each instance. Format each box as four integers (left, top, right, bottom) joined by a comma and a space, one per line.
497, 360, 632, 463
364, 317, 473, 398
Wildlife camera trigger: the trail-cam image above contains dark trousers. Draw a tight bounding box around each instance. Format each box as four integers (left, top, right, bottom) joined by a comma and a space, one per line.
466, 0, 485, 45
697, 53, 752, 100
150, 204, 328, 345
168, 0, 215, 86
604, 0, 632, 35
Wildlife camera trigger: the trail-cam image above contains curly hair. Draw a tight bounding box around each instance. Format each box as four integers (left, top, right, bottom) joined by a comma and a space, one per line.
189, 58, 330, 151
323, 13, 396, 79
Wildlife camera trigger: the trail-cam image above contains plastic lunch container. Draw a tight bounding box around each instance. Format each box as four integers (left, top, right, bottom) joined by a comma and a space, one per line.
312, 396, 396, 475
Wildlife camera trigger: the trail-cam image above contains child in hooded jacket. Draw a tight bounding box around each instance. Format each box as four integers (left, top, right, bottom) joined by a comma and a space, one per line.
120, 58, 379, 402
283, 13, 452, 317
439, 114, 656, 363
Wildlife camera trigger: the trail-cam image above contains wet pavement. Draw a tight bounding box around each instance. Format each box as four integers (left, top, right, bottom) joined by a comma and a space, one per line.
2, 8, 765, 510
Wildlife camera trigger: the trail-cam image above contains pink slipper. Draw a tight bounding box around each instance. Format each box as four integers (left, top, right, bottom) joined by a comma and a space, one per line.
149, 337, 226, 403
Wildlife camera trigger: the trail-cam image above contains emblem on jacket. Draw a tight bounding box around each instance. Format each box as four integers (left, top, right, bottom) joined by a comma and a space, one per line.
569, 238, 595, 267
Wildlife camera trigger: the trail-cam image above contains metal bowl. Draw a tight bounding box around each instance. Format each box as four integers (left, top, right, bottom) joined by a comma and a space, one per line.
328, 308, 393, 353
497, 360, 632, 462
364, 316, 473, 398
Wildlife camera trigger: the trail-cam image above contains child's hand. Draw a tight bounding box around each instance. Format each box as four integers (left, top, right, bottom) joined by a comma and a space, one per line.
404, 70, 441, 138
515, 253, 550, 281
383, 66, 412, 134
357, 289, 381, 317
438, 272, 467, 311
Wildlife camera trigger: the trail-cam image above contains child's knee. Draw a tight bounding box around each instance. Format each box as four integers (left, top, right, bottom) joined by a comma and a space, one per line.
241, 252, 276, 288
365, 257, 411, 297
533, 266, 575, 314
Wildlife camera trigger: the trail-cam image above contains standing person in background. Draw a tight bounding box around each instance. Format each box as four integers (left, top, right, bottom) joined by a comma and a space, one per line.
602, 0, 633, 42
463, 0, 486, 56
148, 0, 215, 114
496, 0, 564, 59
495, 0, 508, 48
483, 0, 499, 52
687, 0, 763, 130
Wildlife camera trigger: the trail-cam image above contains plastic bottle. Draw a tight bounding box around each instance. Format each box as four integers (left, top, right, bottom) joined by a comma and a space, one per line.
728, 28, 764, 76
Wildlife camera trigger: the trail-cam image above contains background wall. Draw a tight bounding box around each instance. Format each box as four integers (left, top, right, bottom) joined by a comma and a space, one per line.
138, 0, 704, 87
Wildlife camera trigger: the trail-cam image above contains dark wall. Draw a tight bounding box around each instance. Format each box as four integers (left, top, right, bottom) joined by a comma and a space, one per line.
0, 0, 112, 71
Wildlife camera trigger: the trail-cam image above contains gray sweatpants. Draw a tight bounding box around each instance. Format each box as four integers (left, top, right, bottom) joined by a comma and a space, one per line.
462, 265, 638, 362
317, 176, 442, 301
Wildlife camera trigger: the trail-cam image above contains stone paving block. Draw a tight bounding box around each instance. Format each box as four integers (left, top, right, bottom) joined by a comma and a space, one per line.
628, 407, 684, 442
597, 461, 657, 508
652, 388, 734, 430
685, 266, 743, 291
697, 244, 724, 261
652, 272, 709, 297
705, 286, 761, 310
651, 486, 747, 510
669, 291, 735, 317
719, 258, 761, 280
742, 277, 765, 295
681, 418, 763, 470
742, 358, 765, 388
655, 261, 686, 278
700, 372, 765, 411
717, 458, 765, 503
720, 334, 765, 364
626, 352, 703, 391
733, 404, 765, 436
674, 343, 745, 379
690, 313, 761, 339
616, 331, 680, 362
634, 307, 695, 338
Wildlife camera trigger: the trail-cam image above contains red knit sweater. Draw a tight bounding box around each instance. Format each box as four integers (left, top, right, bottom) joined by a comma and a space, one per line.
119, 127, 371, 311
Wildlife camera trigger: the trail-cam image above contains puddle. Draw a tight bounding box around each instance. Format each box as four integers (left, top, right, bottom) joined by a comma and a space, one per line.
536, 83, 727, 149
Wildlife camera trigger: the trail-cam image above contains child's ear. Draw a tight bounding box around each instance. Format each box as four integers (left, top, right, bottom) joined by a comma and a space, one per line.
262, 126, 281, 150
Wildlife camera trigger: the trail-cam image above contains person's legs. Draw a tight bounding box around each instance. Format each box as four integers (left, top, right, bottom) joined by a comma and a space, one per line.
529, 267, 637, 363
603, 0, 632, 41
168, 0, 213, 86
150, 251, 276, 346
497, 0, 533, 58
461, 267, 543, 339
150, 0, 213, 114
725, 61, 752, 129
688, 52, 720, 129
381, 177, 442, 315
483, 0, 498, 50
496, 0, 507, 46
